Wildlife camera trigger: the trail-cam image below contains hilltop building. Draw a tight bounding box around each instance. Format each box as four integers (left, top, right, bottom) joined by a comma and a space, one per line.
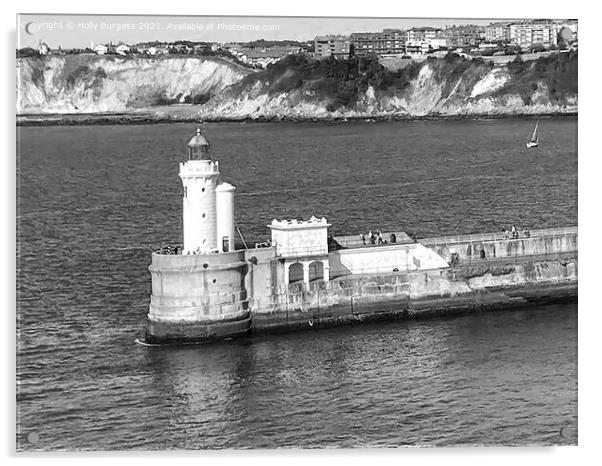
405, 27, 442, 44
442, 25, 485, 49
313, 35, 350, 58
483, 19, 577, 49
509, 20, 558, 48
93, 44, 108, 55
115, 44, 130, 56
485, 22, 512, 43
350, 29, 406, 57
403, 27, 446, 55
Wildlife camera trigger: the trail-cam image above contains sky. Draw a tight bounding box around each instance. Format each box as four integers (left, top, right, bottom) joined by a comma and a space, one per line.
16, 14, 526, 49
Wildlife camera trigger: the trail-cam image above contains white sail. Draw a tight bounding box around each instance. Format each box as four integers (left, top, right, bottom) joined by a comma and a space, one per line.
527, 120, 539, 147
530, 121, 539, 143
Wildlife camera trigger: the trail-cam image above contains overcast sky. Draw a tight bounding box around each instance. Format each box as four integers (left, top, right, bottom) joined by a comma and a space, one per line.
17, 14, 530, 49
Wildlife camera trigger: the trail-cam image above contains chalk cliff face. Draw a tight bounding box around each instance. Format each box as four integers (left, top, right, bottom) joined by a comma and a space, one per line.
17, 53, 577, 119
17, 55, 252, 114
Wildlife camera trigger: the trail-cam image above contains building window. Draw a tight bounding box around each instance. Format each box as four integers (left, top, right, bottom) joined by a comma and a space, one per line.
202, 187, 205, 192
184, 187, 187, 198
202, 213, 206, 218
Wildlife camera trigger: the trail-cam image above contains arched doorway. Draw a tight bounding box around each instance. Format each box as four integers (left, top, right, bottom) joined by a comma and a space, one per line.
309, 261, 324, 282
288, 262, 303, 283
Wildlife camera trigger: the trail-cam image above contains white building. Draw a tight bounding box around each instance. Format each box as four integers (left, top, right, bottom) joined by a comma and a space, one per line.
428, 37, 447, 50
116, 44, 130, 56
485, 22, 511, 43
268, 216, 331, 284
93, 44, 108, 55
405, 40, 430, 55
509, 21, 558, 48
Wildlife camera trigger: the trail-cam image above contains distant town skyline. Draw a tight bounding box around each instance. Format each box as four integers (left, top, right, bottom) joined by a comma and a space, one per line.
17, 14, 540, 49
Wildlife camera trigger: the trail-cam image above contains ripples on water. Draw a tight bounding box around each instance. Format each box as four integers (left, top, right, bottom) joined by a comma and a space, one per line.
16, 118, 577, 450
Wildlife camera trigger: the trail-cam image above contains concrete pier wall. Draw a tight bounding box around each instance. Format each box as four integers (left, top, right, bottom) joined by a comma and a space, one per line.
249, 254, 577, 334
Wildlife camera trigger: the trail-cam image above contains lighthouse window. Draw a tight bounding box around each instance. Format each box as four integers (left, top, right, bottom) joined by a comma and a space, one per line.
202, 213, 206, 218
202, 187, 205, 192
184, 187, 187, 198
212, 279, 217, 284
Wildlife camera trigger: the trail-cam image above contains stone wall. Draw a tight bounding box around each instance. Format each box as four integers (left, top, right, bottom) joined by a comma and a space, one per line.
148, 250, 249, 324
249, 254, 577, 334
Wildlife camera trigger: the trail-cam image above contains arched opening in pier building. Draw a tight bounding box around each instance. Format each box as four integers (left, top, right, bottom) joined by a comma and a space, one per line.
309, 261, 324, 282
288, 263, 303, 283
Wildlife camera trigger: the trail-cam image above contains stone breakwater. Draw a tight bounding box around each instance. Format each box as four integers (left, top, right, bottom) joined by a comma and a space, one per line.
145, 227, 577, 344
250, 256, 577, 334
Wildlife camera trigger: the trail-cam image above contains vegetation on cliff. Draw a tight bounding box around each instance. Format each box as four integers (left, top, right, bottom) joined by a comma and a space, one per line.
231, 51, 578, 112
234, 53, 424, 111
493, 51, 578, 104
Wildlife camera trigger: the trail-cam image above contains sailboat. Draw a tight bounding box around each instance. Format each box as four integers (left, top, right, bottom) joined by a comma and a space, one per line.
526, 120, 539, 148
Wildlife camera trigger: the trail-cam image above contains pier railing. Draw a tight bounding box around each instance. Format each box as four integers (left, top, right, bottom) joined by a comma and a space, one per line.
419, 226, 578, 247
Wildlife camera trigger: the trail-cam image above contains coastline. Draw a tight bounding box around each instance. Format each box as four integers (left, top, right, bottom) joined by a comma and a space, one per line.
16, 110, 578, 127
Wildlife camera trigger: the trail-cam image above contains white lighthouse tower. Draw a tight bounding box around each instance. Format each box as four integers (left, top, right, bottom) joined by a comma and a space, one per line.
179, 128, 236, 254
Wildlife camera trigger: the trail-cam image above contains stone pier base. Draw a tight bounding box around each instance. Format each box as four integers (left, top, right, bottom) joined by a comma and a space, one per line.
145, 313, 251, 345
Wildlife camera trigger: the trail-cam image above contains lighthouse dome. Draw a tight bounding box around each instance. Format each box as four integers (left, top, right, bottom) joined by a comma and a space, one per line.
187, 128, 211, 160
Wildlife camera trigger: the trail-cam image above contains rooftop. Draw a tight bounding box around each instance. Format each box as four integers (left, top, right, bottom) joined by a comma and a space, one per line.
187, 128, 210, 148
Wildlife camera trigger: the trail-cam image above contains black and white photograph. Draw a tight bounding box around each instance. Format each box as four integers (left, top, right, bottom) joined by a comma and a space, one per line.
12, 2, 585, 455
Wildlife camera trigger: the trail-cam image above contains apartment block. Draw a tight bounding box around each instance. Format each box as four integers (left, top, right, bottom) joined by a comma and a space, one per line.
350, 29, 406, 56
314, 35, 350, 58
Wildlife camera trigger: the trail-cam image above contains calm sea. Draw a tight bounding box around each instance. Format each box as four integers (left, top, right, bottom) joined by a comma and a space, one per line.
16, 118, 578, 450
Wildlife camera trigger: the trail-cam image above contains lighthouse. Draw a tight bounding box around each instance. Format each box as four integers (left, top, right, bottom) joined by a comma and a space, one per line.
146, 127, 250, 344
179, 128, 236, 254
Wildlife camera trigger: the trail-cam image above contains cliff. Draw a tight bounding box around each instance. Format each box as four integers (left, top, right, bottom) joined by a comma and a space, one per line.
17, 55, 253, 114
17, 52, 577, 120
203, 52, 577, 120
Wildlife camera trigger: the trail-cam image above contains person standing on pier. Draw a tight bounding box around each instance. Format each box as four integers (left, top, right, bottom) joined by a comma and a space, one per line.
360, 233, 366, 245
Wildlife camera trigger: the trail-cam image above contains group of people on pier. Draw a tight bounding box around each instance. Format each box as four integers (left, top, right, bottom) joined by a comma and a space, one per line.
502, 225, 531, 240
359, 230, 396, 246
